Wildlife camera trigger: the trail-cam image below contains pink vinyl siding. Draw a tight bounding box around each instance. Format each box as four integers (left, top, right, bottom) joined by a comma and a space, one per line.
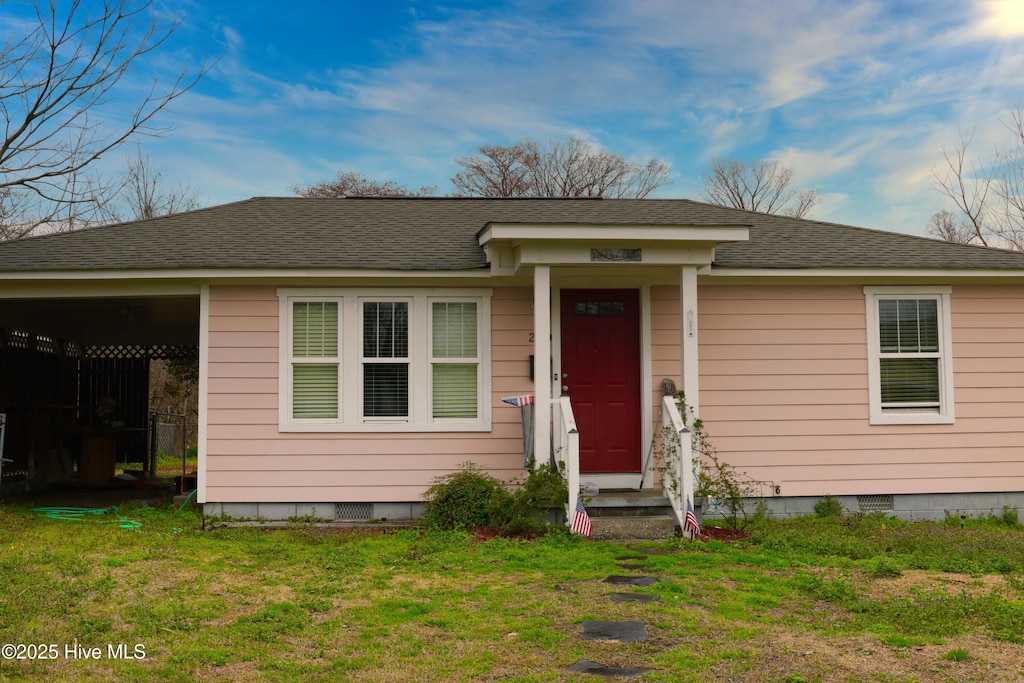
206, 286, 531, 503
699, 284, 1024, 497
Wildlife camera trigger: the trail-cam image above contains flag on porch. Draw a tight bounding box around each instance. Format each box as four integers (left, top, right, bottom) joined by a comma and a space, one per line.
683, 497, 701, 539
500, 396, 535, 467
571, 498, 592, 537
500, 395, 534, 407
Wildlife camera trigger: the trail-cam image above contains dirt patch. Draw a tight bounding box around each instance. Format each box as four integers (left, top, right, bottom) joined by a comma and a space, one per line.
746, 630, 1024, 683
867, 570, 1011, 600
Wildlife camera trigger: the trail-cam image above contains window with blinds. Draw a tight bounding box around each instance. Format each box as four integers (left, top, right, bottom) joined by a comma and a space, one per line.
291, 301, 339, 419
865, 287, 954, 425
878, 299, 939, 410
431, 302, 479, 418
279, 288, 490, 431
362, 302, 409, 418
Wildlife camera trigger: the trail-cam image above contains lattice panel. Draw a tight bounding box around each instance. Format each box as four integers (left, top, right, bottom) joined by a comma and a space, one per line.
85, 344, 199, 360
857, 494, 894, 512
335, 503, 373, 521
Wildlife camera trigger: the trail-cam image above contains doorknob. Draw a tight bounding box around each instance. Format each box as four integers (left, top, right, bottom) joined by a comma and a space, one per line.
562, 385, 569, 393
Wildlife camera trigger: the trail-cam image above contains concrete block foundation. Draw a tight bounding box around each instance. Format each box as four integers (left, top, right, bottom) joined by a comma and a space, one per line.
700, 492, 1024, 523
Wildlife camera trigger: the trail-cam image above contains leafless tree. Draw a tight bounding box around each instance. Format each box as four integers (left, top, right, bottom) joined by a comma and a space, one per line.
925, 209, 978, 245
451, 137, 671, 198
932, 106, 1024, 250
700, 158, 821, 218
293, 170, 436, 198
101, 149, 202, 223
0, 0, 207, 238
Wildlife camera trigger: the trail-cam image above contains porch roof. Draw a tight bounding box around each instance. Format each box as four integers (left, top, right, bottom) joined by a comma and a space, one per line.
1, 196, 1024, 274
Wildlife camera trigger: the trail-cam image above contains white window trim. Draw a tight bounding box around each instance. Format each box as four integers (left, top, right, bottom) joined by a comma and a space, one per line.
864, 286, 954, 425
279, 288, 492, 432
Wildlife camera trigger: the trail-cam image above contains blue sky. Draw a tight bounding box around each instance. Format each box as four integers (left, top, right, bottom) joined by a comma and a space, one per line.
9, 0, 1024, 235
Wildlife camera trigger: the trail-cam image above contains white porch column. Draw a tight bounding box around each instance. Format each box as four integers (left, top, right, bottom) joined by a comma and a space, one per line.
533, 265, 551, 468
197, 284, 209, 504
680, 265, 700, 507
680, 265, 700, 425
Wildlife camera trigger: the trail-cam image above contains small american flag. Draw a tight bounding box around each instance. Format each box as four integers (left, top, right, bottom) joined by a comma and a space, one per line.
501, 395, 534, 407
571, 498, 592, 537
683, 497, 701, 539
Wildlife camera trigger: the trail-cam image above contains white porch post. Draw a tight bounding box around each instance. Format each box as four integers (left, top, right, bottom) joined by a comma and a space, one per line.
680, 265, 700, 503
533, 265, 552, 468
680, 265, 700, 414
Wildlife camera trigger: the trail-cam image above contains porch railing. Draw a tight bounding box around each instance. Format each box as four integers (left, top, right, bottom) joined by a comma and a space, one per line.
661, 394, 694, 533
553, 395, 579, 527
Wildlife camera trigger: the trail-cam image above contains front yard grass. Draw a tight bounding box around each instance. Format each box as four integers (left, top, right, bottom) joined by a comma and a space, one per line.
0, 503, 1022, 682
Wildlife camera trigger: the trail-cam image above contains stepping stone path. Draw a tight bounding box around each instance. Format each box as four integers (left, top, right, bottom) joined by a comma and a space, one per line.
602, 575, 660, 587
607, 592, 659, 603
616, 562, 649, 570
565, 560, 664, 678
580, 620, 648, 642
566, 659, 653, 678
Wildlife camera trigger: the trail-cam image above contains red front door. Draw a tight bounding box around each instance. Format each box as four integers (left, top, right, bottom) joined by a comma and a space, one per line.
560, 289, 641, 473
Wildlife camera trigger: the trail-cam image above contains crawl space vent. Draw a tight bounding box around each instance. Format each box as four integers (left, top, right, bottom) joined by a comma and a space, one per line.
334, 503, 373, 521
857, 494, 893, 512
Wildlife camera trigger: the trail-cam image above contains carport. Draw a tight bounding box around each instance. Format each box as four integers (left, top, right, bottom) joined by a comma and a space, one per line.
0, 291, 199, 491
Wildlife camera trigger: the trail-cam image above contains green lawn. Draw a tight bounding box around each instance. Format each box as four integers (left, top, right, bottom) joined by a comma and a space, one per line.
0, 504, 1022, 682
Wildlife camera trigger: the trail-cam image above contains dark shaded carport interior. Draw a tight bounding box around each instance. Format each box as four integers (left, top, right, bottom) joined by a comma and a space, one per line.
0, 294, 199, 493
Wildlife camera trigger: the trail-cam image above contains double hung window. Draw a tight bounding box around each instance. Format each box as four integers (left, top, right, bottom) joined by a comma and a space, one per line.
280, 289, 490, 431
865, 287, 954, 424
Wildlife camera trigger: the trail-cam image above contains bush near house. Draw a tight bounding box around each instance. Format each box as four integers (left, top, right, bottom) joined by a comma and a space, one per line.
421, 460, 569, 535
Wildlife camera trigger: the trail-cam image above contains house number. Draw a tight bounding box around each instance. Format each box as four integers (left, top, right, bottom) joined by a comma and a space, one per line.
529, 332, 534, 342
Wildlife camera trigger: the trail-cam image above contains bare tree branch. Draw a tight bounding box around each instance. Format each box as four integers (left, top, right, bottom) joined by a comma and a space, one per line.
0, 0, 210, 237
925, 209, 978, 244
451, 137, 671, 198
292, 170, 436, 198
700, 158, 821, 218
930, 107, 1024, 249
101, 148, 202, 222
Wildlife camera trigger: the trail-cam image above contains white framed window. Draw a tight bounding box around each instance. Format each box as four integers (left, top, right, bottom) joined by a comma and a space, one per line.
864, 286, 954, 425
279, 288, 491, 432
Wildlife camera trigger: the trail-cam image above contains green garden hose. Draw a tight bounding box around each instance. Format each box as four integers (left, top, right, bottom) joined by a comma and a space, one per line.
31, 506, 142, 530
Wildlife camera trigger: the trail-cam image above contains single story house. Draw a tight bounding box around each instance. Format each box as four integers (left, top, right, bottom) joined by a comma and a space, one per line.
1, 196, 1022, 524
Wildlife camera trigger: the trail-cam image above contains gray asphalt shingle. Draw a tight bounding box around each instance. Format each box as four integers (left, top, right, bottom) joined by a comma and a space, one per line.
1, 196, 1023, 273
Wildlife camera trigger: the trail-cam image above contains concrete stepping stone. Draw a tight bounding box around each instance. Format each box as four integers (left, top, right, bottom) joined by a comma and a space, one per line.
607, 592, 659, 603
625, 546, 674, 556
565, 659, 652, 678
579, 620, 648, 643
602, 575, 660, 586
616, 562, 648, 571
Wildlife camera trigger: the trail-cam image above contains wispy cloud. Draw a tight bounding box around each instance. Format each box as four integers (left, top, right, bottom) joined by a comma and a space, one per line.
30, 0, 1021, 235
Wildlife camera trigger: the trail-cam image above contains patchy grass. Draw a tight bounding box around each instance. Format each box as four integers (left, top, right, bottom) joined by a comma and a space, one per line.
0, 506, 1022, 682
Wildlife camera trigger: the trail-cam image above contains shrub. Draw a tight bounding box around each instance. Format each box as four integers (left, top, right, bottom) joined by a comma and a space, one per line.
421, 463, 513, 531
421, 460, 569, 535
870, 556, 903, 578
697, 449, 769, 531
814, 495, 844, 519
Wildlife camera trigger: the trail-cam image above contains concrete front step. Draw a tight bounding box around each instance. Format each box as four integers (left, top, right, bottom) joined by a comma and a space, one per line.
586, 489, 673, 517
589, 515, 677, 541
583, 489, 679, 540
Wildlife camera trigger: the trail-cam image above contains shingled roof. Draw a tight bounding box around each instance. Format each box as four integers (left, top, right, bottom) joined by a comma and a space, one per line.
1, 196, 1023, 273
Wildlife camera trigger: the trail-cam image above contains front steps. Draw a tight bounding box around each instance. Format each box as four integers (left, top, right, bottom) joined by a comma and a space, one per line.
585, 489, 678, 541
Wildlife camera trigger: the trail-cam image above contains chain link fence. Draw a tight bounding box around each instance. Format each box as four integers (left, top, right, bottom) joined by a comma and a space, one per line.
149, 412, 197, 476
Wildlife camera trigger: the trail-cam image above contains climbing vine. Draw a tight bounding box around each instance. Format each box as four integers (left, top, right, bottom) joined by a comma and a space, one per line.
657, 392, 770, 530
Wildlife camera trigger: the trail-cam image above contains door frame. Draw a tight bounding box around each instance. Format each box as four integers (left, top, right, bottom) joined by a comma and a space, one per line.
553, 284, 654, 490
